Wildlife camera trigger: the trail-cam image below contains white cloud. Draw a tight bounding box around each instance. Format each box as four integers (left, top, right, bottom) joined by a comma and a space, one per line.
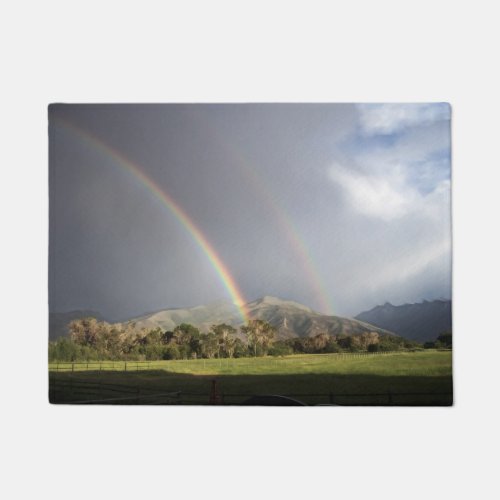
329, 164, 415, 220
356, 103, 450, 135
327, 153, 451, 309
315, 104, 451, 312
364, 237, 452, 292
330, 160, 450, 221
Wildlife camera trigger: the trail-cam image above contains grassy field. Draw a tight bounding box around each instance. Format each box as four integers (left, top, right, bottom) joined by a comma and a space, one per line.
49, 351, 453, 406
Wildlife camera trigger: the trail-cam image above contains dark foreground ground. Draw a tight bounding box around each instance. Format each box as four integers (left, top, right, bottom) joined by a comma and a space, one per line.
49, 352, 453, 406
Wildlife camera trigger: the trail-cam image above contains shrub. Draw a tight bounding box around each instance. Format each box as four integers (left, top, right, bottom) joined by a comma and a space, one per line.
163, 345, 181, 360
323, 342, 342, 353
268, 343, 294, 357
436, 331, 452, 348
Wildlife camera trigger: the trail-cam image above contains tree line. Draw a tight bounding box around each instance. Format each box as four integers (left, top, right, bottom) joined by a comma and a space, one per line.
48, 317, 448, 362
49, 318, 277, 362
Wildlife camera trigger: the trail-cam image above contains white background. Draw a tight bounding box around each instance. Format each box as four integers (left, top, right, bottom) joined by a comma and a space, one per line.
1, 1, 499, 499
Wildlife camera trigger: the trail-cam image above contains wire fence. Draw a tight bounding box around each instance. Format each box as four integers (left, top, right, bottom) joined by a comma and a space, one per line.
50, 361, 155, 372
48, 376, 453, 406
48, 352, 452, 405
48, 351, 427, 373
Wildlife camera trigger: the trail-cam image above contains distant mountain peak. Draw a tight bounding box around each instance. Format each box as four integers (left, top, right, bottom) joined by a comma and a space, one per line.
355, 299, 452, 343
247, 296, 314, 312
50, 296, 403, 341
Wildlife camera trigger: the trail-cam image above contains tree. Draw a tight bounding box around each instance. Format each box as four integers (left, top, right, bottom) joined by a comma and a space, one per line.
69, 317, 101, 347
336, 335, 360, 351
172, 323, 200, 346
311, 333, 330, 352
163, 344, 180, 360
211, 323, 237, 358
96, 324, 122, 358
268, 341, 294, 357
224, 336, 237, 358
142, 327, 163, 345
142, 343, 164, 360
200, 333, 219, 359
49, 337, 81, 362
378, 338, 400, 352
323, 341, 341, 353
241, 320, 276, 357
288, 338, 306, 353
436, 331, 452, 348
232, 338, 248, 358
358, 332, 380, 350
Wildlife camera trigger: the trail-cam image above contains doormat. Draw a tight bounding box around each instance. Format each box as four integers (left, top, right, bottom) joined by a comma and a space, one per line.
48, 103, 452, 406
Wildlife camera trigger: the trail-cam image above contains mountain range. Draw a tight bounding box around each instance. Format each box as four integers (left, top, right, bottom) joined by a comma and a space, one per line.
49, 296, 451, 342
49, 296, 393, 340
355, 299, 452, 343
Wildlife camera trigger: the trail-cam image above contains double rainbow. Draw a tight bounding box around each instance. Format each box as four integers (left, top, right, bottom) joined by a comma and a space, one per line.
184, 107, 334, 314
53, 110, 335, 320
53, 119, 250, 323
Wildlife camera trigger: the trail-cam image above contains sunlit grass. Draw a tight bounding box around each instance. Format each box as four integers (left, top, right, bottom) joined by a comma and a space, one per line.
49, 350, 452, 376
49, 351, 452, 405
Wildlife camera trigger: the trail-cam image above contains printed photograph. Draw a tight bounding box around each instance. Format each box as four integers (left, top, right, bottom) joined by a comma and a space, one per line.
48, 103, 452, 405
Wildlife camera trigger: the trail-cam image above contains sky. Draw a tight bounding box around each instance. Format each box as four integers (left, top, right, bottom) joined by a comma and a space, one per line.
49, 103, 451, 319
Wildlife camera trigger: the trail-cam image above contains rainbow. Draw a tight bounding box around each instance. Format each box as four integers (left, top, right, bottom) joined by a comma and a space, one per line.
242, 167, 333, 314
183, 108, 334, 314
53, 119, 250, 323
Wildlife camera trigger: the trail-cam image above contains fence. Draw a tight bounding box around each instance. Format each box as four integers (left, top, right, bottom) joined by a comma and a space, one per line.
49, 361, 155, 372
48, 351, 418, 373
49, 376, 452, 406
49, 377, 182, 404
48, 352, 452, 405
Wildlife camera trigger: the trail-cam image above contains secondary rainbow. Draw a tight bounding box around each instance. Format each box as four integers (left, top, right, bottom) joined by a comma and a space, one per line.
184, 108, 334, 315
240, 166, 334, 315
53, 119, 250, 323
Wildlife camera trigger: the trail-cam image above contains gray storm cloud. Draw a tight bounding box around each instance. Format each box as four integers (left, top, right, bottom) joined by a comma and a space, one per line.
49, 103, 451, 319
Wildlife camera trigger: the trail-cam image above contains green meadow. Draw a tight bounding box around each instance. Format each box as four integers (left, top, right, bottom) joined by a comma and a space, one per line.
49, 350, 452, 406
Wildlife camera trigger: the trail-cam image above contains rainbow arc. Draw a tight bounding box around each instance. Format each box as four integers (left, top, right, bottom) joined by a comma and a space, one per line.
53, 119, 250, 323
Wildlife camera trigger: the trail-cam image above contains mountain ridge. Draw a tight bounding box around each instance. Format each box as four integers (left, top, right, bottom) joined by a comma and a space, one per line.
49, 296, 395, 340
355, 299, 452, 343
